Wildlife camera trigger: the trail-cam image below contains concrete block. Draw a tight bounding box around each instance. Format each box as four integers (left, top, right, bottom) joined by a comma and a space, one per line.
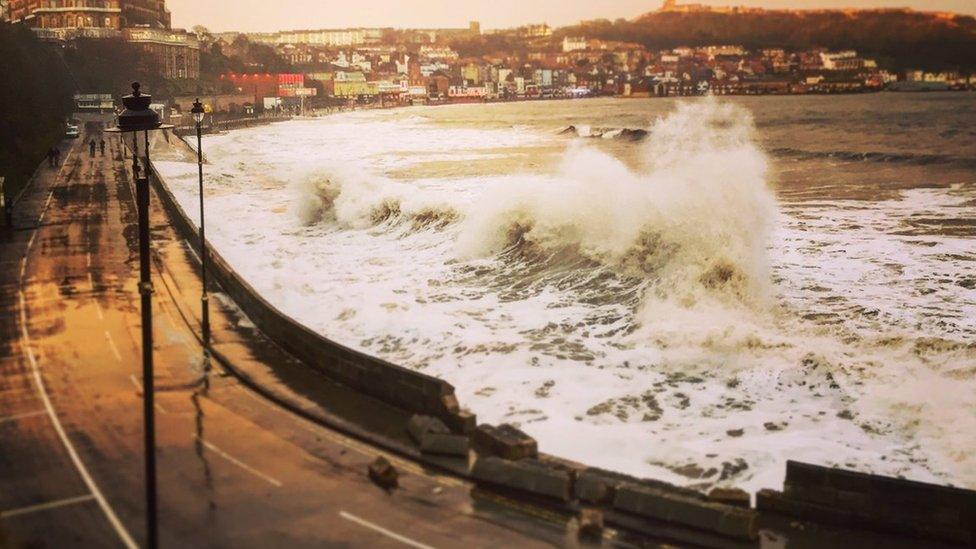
707, 487, 751, 508
473, 424, 538, 460
578, 508, 604, 539
420, 432, 470, 457
443, 409, 477, 434
440, 393, 461, 414
407, 414, 450, 444
613, 483, 758, 541
368, 456, 398, 490
472, 457, 572, 501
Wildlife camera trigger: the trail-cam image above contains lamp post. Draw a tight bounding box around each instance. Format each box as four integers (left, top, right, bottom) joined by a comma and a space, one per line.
191, 99, 211, 348
106, 82, 173, 549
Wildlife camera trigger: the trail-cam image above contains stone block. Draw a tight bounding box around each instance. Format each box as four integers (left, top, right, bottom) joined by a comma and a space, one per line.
407, 414, 450, 444
368, 456, 399, 490
707, 487, 751, 508
578, 508, 604, 539
613, 483, 758, 540
443, 409, 477, 434
471, 457, 572, 501
473, 424, 537, 460
420, 432, 471, 457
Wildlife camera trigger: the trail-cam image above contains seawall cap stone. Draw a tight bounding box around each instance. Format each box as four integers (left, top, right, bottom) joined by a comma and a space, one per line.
440, 393, 461, 414
473, 424, 538, 460
419, 432, 471, 457
576, 467, 645, 504
407, 414, 450, 444
707, 487, 752, 509
471, 457, 572, 501
613, 483, 758, 540
444, 409, 477, 434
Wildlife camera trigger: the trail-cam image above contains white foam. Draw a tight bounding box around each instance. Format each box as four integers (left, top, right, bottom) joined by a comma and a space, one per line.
155, 99, 976, 493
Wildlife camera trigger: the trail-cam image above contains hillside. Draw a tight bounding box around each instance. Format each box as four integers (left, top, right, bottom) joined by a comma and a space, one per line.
555, 9, 976, 71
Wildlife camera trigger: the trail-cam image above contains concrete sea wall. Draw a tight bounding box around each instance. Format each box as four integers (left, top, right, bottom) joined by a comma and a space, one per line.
148, 133, 976, 547
146, 147, 464, 425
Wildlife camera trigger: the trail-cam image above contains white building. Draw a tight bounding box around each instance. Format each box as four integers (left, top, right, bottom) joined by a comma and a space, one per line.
562, 36, 587, 52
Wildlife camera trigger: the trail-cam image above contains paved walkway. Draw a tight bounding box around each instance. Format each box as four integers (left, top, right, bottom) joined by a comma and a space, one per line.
0, 116, 583, 548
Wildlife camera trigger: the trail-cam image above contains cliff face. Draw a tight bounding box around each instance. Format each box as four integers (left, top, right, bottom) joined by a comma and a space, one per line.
557, 10, 976, 71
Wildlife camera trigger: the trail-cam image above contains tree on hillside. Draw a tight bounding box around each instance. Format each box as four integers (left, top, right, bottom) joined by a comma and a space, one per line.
555, 11, 976, 72
0, 23, 73, 199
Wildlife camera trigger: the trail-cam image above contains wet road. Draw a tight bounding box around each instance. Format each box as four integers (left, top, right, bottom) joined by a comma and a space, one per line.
0, 117, 606, 548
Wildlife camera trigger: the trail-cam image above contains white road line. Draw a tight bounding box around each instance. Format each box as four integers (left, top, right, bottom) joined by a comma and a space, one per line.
15, 143, 136, 548
193, 434, 283, 488
19, 258, 27, 282
0, 494, 96, 520
126, 374, 167, 413
339, 511, 437, 549
104, 331, 122, 362
18, 292, 137, 549
87, 273, 96, 292
86, 252, 92, 268
0, 410, 47, 425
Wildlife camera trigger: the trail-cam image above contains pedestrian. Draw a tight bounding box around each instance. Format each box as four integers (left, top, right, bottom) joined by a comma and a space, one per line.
54, 148, 61, 166
47, 148, 55, 167
99, 138, 106, 156
89, 139, 96, 158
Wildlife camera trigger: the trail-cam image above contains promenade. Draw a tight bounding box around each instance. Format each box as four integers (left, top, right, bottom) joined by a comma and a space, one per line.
0, 115, 572, 548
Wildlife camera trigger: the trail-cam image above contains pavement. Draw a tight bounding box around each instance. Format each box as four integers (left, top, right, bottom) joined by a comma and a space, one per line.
0, 115, 639, 548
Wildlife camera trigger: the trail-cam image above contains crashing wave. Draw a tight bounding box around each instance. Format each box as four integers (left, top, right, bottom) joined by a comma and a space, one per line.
293, 169, 460, 231
462, 99, 775, 305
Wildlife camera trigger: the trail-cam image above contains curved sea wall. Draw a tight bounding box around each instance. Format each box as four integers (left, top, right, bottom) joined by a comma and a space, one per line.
146, 143, 464, 426
147, 131, 975, 547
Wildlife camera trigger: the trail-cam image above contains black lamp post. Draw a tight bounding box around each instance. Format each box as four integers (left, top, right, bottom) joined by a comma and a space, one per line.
106, 82, 172, 549
190, 99, 211, 348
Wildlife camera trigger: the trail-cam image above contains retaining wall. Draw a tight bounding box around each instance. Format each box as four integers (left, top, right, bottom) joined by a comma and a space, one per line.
147, 142, 461, 423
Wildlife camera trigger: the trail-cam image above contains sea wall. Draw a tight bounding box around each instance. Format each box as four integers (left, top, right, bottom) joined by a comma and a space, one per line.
147, 132, 976, 547
146, 141, 463, 424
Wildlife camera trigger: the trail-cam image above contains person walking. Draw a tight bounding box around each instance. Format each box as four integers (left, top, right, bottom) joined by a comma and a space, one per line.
89, 139, 96, 158
54, 147, 61, 166
99, 138, 106, 156
47, 148, 55, 167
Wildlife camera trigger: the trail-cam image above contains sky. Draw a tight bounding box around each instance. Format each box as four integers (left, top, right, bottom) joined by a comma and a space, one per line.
168, 0, 976, 32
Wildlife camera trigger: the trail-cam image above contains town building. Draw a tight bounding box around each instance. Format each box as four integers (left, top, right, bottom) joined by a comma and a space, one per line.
7, 0, 122, 34
7, 0, 198, 80
123, 27, 199, 79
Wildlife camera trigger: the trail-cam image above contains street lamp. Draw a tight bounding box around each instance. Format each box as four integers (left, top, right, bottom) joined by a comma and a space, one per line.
190, 99, 211, 348
106, 82, 172, 549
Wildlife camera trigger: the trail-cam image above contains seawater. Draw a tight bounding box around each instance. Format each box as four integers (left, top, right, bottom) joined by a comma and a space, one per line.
156, 93, 976, 493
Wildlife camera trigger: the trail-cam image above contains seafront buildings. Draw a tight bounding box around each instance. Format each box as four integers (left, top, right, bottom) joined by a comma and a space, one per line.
2, 0, 972, 111
3, 0, 198, 79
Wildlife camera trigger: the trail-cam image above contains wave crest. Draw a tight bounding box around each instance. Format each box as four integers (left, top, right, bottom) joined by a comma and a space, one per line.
459, 99, 776, 305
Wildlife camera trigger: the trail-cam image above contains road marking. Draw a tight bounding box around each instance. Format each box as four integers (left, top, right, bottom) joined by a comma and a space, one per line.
86, 252, 92, 268
15, 142, 136, 548
87, 273, 96, 292
339, 511, 436, 549
18, 292, 138, 549
0, 410, 47, 425
128, 374, 168, 413
19, 257, 27, 282
104, 331, 122, 362
0, 495, 96, 520
93, 300, 104, 320
193, 434, 283, 488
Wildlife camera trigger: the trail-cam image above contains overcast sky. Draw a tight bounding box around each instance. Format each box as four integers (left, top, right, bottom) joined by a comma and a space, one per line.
168, 0, 976, 33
